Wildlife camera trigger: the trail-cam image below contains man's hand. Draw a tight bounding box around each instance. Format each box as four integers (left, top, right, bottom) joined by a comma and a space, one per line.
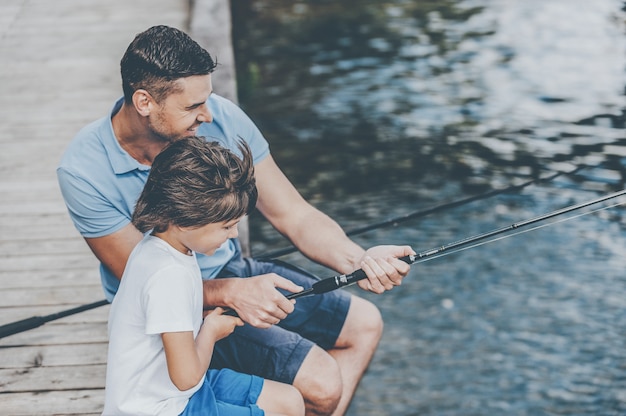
228, 274, 303, 328
356, 245, 415, 294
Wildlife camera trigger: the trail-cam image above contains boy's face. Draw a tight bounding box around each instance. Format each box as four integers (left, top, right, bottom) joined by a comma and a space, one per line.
147, 74, 214, 141
179, 218, 241, 256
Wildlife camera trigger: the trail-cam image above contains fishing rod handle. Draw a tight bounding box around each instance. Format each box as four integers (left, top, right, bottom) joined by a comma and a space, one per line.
222, 255, 415, 316
311, 254, 415, 294
0, 316, 45, 339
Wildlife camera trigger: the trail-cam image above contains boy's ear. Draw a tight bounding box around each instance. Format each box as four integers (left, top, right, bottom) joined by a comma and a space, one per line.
132, 89, 153, 117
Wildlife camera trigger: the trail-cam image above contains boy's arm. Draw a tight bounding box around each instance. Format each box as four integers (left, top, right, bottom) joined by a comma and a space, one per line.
162, 331, 206, 391
162, 308, 242, 391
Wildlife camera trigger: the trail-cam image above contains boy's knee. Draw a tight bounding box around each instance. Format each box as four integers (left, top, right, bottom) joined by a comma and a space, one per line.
284, 384, 306, 416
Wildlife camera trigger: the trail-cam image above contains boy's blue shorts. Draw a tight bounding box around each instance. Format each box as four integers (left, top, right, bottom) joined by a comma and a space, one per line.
211, 253, 352, 384
180, 368, 264, 416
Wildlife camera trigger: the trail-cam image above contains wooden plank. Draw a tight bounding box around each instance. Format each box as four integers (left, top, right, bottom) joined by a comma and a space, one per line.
0, 390, 104, 416
0, 322, 108, 347
0, 270, 99, 290
0, 202, 67, 216
0, 179, 63, 193
0, 225, 85, 240
0, 343, 107, 369
0, 217, 73, 230
0, 254, 99, 274
0, 239, 91, 256
0, 363, 106, 393
0, 286, 105, 308
0, 268, 100, 289
0, 304, 108, 327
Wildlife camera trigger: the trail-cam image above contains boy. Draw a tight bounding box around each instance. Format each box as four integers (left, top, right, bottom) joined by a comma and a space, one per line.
102, 137, 304, 416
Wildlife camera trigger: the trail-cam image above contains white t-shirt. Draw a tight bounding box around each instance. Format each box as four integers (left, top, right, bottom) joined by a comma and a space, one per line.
103, 235, 204, 416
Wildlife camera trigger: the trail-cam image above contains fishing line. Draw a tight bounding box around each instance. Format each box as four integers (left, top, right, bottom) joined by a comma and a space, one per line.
285, 189, 626, 299
409, 200, 626, 266
257, 163, 591, 260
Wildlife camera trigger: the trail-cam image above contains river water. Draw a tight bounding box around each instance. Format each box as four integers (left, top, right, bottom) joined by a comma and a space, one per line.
231, 1, 626, 414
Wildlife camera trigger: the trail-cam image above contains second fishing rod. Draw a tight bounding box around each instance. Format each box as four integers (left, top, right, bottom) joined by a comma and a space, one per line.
284, 188, 626, 300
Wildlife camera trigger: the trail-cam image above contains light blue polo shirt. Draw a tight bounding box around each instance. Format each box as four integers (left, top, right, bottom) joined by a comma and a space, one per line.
57, 94, 270, 301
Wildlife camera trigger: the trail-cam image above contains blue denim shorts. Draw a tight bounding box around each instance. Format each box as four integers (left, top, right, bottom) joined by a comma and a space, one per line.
210, 248, 352, 384
180, 368, 264, 416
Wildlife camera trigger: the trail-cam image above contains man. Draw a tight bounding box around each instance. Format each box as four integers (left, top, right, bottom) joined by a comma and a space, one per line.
58, 25, 415, 416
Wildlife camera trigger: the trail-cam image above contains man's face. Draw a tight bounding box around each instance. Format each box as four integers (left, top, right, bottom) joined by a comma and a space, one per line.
147, 74, 213, 141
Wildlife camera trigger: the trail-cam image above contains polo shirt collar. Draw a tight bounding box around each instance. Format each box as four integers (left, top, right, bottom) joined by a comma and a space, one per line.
105, 97, 151, 175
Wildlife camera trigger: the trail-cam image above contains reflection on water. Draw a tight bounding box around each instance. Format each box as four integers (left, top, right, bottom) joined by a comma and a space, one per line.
232, 1, 626, 414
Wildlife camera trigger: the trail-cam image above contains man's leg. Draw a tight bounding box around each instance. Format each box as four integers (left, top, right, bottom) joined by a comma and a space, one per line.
293, 295, 383, 416
214, 254, 383, 415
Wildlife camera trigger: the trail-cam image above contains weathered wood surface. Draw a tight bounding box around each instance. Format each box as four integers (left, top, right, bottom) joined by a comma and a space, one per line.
0, 0, 237, 414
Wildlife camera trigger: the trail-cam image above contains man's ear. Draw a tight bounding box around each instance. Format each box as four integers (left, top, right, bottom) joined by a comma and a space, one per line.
132, 89, 153, 117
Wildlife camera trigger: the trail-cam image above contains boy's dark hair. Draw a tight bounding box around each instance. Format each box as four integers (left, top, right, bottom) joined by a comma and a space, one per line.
120, 25, 218, 103
132, 136, 257, 233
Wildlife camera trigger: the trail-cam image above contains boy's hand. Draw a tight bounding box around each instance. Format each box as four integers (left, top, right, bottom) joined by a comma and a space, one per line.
202, 307, 243, 341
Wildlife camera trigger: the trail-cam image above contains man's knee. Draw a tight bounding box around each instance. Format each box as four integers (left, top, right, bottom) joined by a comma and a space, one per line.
342, 296, 384, 347
294, 347, 343, 415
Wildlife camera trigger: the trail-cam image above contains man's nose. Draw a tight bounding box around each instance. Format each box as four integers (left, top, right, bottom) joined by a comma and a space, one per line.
197, 103, 213, 123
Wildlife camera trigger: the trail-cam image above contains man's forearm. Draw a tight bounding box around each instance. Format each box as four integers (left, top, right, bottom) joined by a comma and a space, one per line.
202, 277, 241, 308
286, 209, 366, 275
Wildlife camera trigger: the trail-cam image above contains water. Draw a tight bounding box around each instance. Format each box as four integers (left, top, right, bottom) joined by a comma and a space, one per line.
231, 1, 626, 414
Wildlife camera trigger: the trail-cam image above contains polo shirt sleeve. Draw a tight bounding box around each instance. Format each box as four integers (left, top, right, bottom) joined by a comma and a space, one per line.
57, 166, 132, 238
57, 117, 147, 239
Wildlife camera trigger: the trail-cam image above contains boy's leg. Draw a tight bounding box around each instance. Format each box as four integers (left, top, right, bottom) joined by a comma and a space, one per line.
181, 369, 264, 416
192, 368, 303, 416
257, 379, 305, 416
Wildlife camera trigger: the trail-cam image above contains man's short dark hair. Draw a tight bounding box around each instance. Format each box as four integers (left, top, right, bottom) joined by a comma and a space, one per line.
120, 25, 218, 103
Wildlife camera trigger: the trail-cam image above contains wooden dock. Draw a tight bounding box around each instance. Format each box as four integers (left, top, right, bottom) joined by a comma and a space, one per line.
0, 1, 237, 414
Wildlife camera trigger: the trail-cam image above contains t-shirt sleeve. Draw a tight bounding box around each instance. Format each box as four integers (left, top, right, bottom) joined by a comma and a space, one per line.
57, 167, 131, 238
143, 266, 197, 335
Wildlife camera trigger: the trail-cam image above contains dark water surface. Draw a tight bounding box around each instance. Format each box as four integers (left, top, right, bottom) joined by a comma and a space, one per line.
231, 1, 626, 414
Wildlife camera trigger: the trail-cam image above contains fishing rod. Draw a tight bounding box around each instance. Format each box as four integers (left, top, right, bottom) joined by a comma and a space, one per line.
284, 188, 626, 300
224, 189, 626, 316
257, 164, 589, 260
0, 299, 109, 339
0, 177, 615, 337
